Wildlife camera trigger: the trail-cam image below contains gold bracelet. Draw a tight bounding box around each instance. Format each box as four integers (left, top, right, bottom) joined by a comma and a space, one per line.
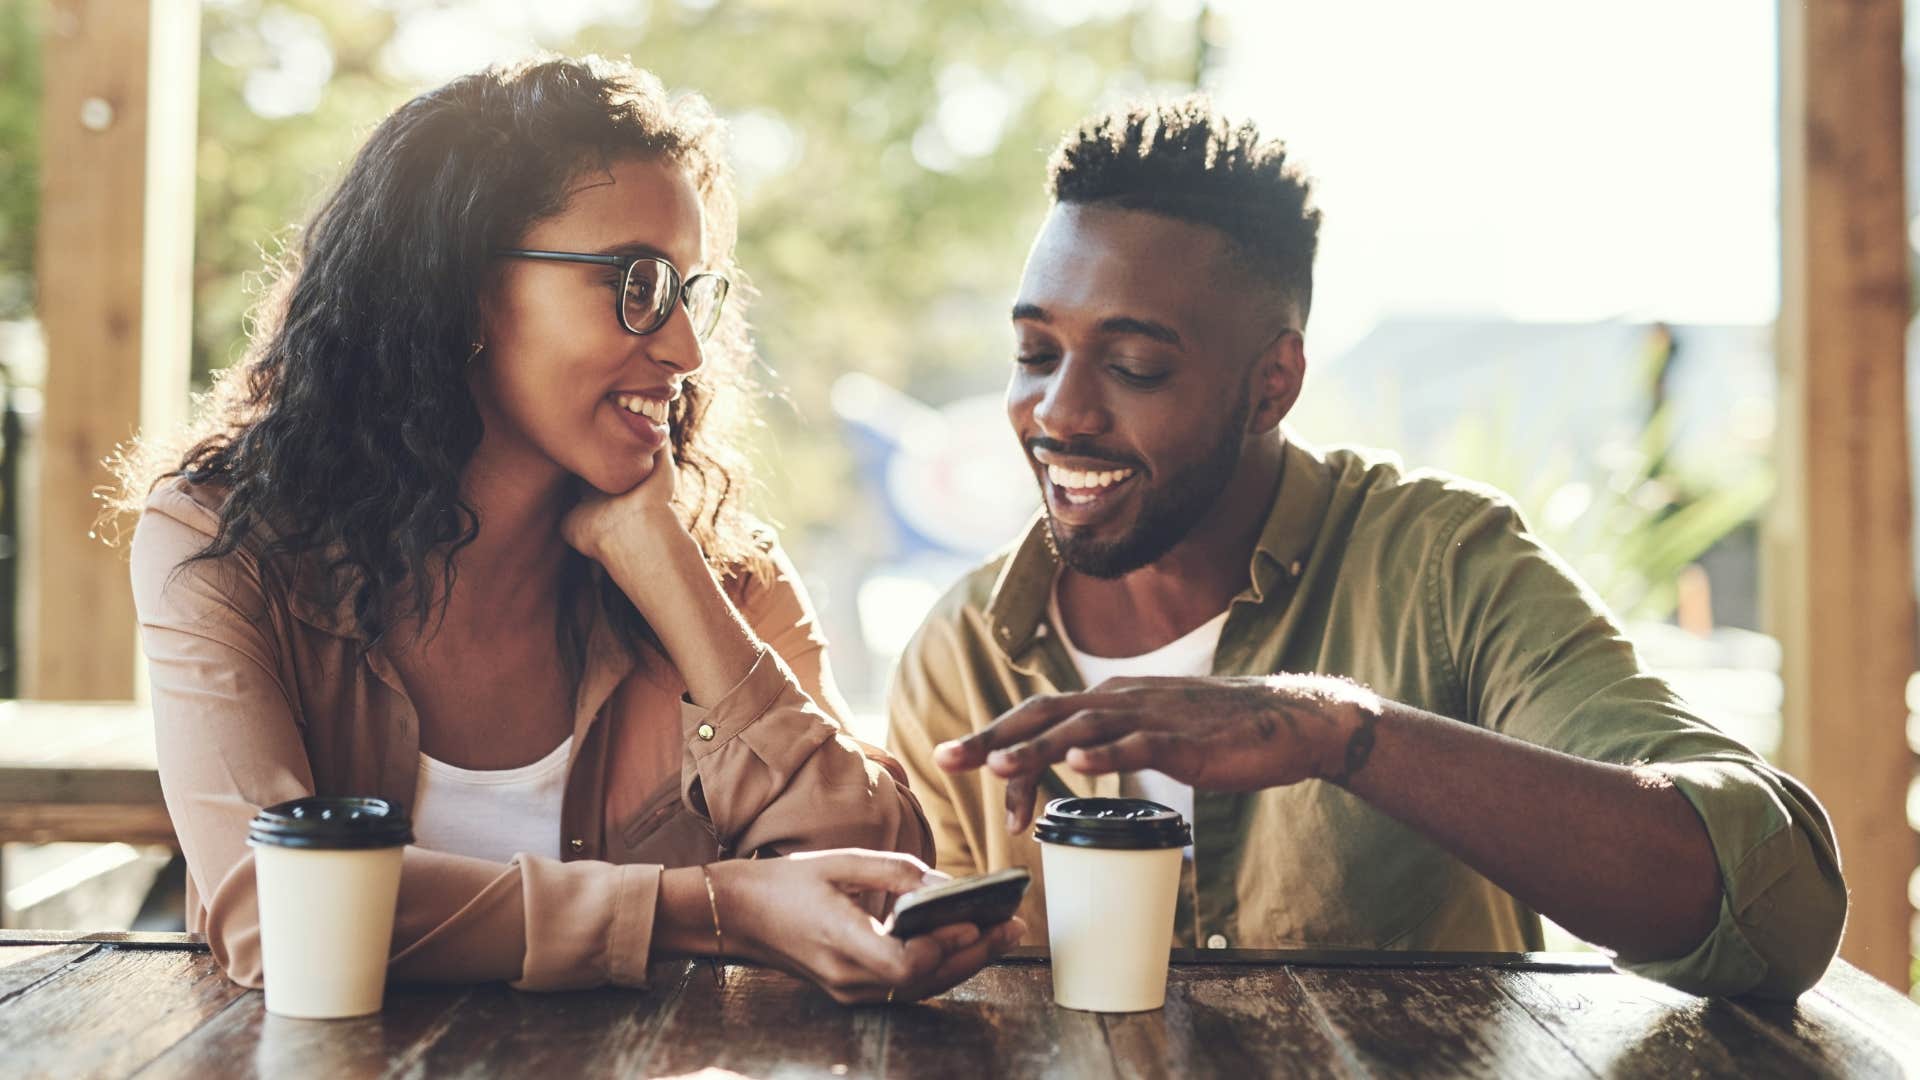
700, 863, 726, 957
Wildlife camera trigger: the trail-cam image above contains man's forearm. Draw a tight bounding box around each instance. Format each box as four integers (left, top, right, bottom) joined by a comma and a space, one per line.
1329, 699, 1723, 962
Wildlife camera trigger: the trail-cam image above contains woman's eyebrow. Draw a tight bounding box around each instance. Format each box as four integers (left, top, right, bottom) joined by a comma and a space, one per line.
594, 241, 677, 262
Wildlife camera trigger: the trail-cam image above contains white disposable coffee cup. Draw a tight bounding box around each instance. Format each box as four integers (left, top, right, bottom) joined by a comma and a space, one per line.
1035, 797, 1191, 1013
248, 796, 411, 1019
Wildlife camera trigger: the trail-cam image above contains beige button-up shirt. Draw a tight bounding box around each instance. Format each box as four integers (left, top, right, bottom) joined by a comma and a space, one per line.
889, 436, 1846, 999
132, 477, 930, 991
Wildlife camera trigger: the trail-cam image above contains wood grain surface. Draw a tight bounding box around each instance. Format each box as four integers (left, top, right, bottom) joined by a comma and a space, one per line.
1, 938, 1915, 1079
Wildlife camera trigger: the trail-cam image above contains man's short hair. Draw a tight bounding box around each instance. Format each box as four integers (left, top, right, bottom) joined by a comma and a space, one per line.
1047, 96, 1322, 327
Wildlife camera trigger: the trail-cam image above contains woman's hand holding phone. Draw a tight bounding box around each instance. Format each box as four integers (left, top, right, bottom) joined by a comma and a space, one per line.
697, 851, 1025, 1006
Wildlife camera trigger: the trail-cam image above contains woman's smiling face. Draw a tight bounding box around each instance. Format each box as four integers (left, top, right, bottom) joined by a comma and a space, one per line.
472, 156, 711, 495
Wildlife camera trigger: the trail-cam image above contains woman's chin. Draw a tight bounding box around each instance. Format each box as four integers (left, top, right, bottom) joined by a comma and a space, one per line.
578, 456, 656, 496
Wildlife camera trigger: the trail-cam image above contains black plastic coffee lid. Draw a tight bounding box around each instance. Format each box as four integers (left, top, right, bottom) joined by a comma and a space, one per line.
247, 797, 412, 850
1032, 797, 1191, 850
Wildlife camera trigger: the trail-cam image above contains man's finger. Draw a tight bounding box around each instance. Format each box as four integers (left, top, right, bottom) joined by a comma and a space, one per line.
1066, 730, 1194, 780
985, 708, 1135, 778
1005, 771, 1042, 833
1089, 675, 1156, 693
932, 693, 1093, 771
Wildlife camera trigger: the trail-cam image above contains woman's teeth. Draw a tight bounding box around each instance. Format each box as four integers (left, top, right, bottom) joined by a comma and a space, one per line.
1046, 464, 1135, 504
613, 394, 669, 425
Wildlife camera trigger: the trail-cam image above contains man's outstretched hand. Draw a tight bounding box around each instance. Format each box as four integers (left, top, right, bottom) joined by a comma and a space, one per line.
931, 674, 1379, 832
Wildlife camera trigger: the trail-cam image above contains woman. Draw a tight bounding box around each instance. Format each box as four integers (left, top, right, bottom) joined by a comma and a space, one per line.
119, 55, 1020, 1002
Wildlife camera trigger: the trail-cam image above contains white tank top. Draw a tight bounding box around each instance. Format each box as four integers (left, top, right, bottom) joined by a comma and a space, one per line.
411, 736, 573, 864
1049, 581, 1228, 858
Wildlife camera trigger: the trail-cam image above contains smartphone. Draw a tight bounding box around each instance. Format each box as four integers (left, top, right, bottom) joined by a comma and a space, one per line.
885, 867, 1031, 939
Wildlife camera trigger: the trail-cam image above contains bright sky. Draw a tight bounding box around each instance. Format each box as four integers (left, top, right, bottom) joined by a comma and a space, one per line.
1212, 0, 1779, 358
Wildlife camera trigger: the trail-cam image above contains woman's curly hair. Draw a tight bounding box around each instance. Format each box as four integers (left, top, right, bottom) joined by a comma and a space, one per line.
111, 55, 764, 648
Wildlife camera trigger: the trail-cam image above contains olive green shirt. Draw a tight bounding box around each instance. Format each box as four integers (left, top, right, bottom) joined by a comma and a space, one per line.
887, 436, 1846, 999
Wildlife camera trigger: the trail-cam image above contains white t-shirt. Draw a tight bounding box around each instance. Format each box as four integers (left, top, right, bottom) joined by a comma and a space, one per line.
411, 735, 573, 864
1049, 581, 1229, 857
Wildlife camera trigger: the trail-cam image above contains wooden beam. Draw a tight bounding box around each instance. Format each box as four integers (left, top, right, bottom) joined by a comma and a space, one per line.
29, 0, 198, 699
1775, 0, 1919, 991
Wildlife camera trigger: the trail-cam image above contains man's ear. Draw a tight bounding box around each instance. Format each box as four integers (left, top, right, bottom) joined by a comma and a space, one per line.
1247, 329, 1306, 435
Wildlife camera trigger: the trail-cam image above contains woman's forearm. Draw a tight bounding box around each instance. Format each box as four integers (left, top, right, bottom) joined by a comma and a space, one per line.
598, 519, 761, 707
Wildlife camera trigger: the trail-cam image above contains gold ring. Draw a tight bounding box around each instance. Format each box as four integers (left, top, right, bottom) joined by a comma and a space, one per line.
886, 987, 896, 1005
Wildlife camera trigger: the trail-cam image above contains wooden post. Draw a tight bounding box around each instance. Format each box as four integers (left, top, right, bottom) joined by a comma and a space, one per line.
1775, 0, 1919, 991
29, 0, 198, 699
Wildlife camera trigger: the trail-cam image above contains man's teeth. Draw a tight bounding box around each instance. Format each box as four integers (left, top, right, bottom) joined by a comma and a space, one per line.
1045, 464, 1135, 490
614, 394, 669, 425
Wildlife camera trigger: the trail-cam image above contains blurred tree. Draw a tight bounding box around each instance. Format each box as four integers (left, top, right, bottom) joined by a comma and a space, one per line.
193, 0, 413, 376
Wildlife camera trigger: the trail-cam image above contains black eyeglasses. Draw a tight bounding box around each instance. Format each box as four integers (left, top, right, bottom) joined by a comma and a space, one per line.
496, 249, 730, 340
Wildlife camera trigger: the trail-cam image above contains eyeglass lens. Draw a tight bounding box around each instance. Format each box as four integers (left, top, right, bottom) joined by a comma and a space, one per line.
624, 260, 727, 340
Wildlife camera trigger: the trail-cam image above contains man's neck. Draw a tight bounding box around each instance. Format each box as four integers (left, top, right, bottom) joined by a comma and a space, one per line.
1057, 435, 1286, 658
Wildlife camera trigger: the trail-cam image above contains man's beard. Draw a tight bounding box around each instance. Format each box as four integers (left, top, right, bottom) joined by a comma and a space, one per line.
1044, 390, 1250, 580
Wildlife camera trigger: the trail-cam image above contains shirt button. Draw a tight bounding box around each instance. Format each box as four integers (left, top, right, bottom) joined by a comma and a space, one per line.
696, 722, 716, 741
1206, 934, 1229, 949
568, 838, 585, 853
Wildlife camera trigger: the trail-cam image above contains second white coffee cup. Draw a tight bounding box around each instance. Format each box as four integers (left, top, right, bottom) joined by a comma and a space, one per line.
249, 796, 411, 1019
1035, 797, 1191, 1013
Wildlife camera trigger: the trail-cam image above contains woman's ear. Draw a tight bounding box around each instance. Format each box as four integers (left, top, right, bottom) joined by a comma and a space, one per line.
1246, 328, 1306, 435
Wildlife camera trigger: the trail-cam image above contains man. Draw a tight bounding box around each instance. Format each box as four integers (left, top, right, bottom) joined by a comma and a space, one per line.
886, 97, 1845, 999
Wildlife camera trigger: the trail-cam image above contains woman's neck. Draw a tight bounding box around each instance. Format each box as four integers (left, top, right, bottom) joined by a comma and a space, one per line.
444, 438, 577, 629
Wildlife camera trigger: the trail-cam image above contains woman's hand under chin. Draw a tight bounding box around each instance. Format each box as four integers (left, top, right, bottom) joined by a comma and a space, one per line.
560, 446, 685, 565
562, 441, 756, 706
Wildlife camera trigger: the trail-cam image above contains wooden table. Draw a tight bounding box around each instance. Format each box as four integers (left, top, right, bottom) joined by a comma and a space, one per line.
4, 933, 1917, 1078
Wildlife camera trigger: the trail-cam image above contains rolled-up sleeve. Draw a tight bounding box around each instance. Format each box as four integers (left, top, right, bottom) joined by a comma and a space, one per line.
1617, 759, 1845, 998
733, 533, 914, 789
689, 539, 932, 863
1438, 495, 1847, 999
132, 490, 661, 992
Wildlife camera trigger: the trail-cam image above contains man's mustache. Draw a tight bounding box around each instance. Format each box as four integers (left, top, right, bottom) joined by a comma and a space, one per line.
1023, 438, 1143, 472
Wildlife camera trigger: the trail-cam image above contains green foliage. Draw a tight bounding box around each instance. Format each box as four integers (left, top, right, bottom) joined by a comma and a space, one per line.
193, 1, 413, 376
1531, 332, 1774, 623
0, 0, 40, 321
1296, 327, 1773, 624
1444, 402, 1772, 623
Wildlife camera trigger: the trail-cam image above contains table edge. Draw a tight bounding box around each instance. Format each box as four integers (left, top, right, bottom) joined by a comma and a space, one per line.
0, 930, 1612, 971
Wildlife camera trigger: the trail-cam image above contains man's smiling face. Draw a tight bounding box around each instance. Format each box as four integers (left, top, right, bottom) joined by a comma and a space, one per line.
1007, 202, 1276, 579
